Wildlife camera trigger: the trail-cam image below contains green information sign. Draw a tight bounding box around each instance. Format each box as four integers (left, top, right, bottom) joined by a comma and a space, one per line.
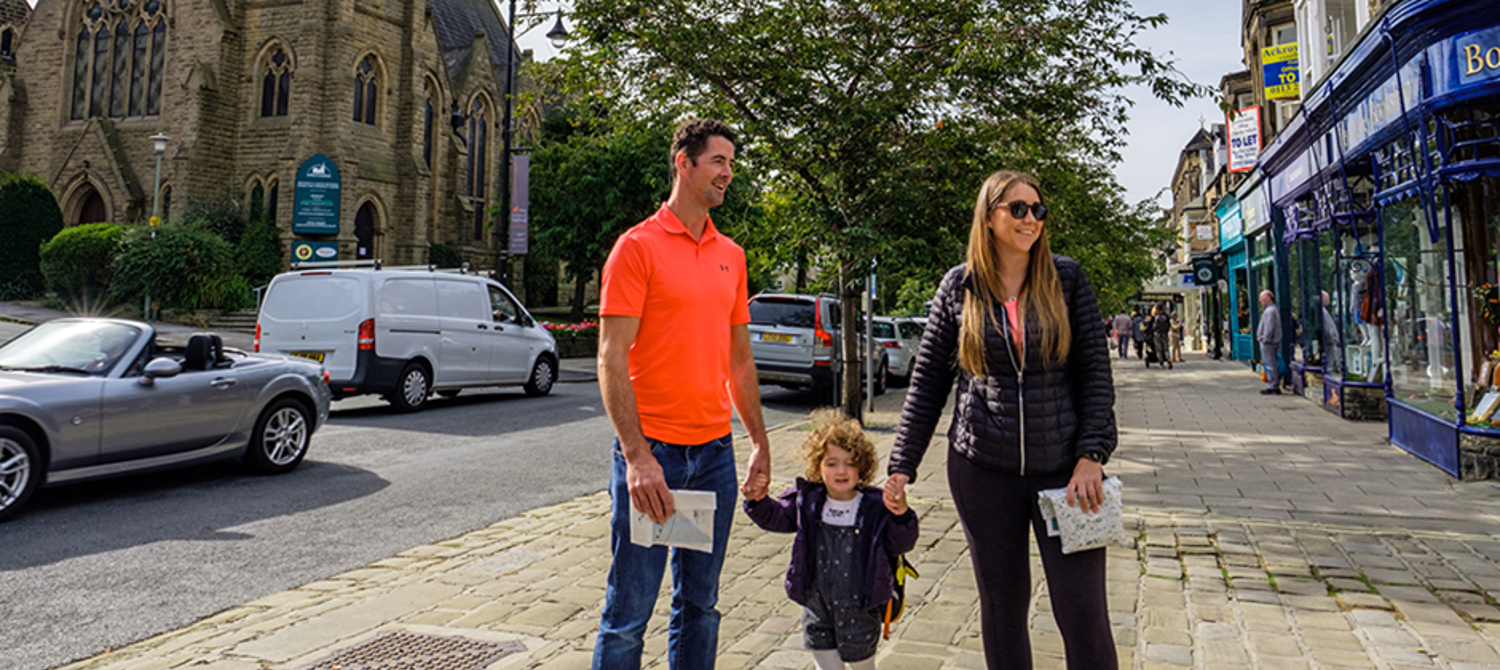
292, 154, 341, 235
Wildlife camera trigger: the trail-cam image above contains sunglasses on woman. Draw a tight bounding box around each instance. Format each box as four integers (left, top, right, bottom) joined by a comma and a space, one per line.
993, 200, 1049, 221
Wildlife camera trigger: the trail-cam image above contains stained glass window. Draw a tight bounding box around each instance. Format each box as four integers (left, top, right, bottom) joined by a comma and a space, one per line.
69, 0, 167, 120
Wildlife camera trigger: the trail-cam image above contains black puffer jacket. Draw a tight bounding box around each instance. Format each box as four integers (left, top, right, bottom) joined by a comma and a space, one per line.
889, 257, 1117, 478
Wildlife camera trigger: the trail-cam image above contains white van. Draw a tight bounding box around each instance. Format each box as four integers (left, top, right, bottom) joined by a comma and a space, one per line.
255, 265, 559, 412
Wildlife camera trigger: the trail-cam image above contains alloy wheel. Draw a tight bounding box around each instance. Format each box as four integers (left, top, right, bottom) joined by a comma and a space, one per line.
533, 359, 554, 394
0, 438, 30, 511
261, 407, 308, 466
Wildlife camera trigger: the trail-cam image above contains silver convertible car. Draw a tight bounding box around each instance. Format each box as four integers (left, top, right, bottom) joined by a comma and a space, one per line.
0, 318, 332, 521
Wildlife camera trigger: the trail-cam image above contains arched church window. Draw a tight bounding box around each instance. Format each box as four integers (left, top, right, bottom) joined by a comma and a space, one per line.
422, 78, 436, 169
352, 54, 378, 125
1, 27, 14, 58
266, 177, 279, 223
249, 181, 265, 222
260, 46, 291, 117
467, 96, 488, 241
69, 0, 167, 121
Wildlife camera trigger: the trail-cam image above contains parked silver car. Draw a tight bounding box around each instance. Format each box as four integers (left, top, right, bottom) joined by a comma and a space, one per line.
871, 316, 925, 385
0, 319, 332, 521
747, 293, 885, 396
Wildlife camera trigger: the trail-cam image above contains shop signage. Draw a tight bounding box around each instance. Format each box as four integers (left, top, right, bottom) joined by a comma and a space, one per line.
1340, 55, 1424, 155
1262, 44, 1300, 100
1138, 292, 1185, 304
291, 240, 339, 264
293, 154, 341, 235
1432, 25, 1500, 99
1250, 252, 1275, 269
1241, 185, 1265, 234
1228, 106, 1260, 173
509, 154, 529, 255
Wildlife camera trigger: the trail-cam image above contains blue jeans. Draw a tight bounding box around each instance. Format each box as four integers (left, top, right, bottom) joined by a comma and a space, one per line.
593, 434, 738, 670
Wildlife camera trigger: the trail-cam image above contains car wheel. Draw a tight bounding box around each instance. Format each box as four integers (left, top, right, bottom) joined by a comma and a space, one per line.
0, 426, 43, 522
437, 390, 461, 399
524, 355, 557, 397
875, 357, 888, 396
245, 399, 311, 475
387, 362, 431, 412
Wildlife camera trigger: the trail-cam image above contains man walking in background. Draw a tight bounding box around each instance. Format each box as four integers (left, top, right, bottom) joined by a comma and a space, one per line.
593, 119, 772, 669
1257, 290, 1283, 395
1112, 310, 1133, 359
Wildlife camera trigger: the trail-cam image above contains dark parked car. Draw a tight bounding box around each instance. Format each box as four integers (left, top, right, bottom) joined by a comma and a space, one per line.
0, 319, 332, 521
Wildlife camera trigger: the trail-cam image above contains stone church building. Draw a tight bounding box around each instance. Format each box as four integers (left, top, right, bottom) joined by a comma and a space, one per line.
0, 0, 533, 267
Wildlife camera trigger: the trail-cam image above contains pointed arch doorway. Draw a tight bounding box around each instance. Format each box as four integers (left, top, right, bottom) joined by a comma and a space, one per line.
354, 202, 378, 260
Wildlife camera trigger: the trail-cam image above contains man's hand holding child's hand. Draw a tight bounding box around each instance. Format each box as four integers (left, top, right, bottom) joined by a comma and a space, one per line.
883, 474, 910, 516
740, 471, 770, 501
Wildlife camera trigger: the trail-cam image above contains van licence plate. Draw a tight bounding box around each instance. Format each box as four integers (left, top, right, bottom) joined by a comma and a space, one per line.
760, 333, 793, 344
289, 352, 325, 363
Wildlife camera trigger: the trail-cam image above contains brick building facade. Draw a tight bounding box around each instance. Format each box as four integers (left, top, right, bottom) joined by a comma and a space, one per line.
0, 0, 526, 268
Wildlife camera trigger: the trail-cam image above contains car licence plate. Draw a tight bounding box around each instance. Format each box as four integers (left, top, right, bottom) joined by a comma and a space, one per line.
760, 333, 793, 344
289, 352, 325, 363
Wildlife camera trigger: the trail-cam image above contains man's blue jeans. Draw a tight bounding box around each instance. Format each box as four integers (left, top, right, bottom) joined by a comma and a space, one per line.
593, 434, 738, 670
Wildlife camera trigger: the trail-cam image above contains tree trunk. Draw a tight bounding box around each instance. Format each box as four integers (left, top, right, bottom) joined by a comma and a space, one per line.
571, 267, 591, 322
839, 261, 862, 421
795, 252, 807, 294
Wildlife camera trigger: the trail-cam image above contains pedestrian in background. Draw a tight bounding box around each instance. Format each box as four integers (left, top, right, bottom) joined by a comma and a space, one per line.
1151, 305, 1171, 370
1131, 310, 1145, 359
1111, 310, 1133, 359
1257, 289, 1283, 395
593, 119, 772, 670
1169, 313, 1184, 363
742, 411, 919, 670
886, 170, 1119, 670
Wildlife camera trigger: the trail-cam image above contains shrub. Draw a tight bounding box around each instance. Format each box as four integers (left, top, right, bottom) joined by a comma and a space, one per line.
180, 191, 245, 244
110, 223, 247, 311
39, 223, 126, 301
429, 242, 463, 269
236, 222, 284, 287
0, 174, 65, 297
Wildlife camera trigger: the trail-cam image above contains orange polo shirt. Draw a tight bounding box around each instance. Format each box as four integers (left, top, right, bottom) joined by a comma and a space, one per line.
600, 205, 751, 445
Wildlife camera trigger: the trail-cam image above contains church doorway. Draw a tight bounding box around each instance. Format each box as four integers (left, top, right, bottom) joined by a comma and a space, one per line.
354, 202, 378, 260
79, 190, 108, 225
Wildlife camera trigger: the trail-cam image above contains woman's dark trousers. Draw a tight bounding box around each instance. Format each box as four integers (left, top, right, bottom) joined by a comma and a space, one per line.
948, 449, 1117, 670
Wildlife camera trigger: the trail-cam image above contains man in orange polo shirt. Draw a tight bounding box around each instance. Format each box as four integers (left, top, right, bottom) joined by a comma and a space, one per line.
593, 119, 771, 670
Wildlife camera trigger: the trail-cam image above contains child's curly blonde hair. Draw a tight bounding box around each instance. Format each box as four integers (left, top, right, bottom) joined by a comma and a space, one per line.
801, 409, 878, 485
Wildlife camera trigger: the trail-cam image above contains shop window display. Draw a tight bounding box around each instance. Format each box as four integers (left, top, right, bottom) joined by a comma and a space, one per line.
1235, 267, 1251, 335
1455, 175, 1500, 427
1384, 196, 1456, 420
1319, 228, 1340, 375
1339, 222, 1382, 383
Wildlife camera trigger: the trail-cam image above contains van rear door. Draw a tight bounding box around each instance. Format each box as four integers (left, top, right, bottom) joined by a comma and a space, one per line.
257, 273, 367, 380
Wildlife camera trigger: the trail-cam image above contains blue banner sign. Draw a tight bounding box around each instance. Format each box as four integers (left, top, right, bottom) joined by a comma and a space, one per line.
1432, 25, 1500, 100
1262, 44, 1300, 100
293, 154, 341, 235
291, 240, 339, 264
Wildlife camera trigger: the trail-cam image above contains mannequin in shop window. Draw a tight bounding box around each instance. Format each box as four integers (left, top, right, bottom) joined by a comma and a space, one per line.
1348, 263, 1384, 381
1321, 291, 1341, 372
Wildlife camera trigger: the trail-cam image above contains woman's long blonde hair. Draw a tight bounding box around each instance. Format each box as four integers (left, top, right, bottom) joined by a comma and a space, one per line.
958, 171, 1071, 376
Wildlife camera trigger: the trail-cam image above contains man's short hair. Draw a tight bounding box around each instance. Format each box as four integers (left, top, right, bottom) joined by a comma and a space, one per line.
671, 119, 737, 173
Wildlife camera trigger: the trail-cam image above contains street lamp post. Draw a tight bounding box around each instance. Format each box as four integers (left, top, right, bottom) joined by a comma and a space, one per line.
146, 132, 169, 320
498, 3, 567, 286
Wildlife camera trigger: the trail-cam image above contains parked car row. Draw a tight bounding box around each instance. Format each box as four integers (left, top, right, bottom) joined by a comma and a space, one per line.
746, 292, 927, 395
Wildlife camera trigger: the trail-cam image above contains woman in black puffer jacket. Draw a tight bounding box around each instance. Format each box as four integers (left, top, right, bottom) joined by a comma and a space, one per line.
884, 171, 1118, 670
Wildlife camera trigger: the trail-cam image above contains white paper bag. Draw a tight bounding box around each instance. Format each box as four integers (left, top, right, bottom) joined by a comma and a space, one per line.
1036, 476, 1129, 555
630, 489, 717, 553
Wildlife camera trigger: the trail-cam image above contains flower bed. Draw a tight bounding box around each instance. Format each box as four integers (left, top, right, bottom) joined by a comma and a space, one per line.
541, 320, 599, 358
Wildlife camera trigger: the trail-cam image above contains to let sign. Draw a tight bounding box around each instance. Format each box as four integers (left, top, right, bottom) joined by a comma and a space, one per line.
1262, 44, 1300, 100
293, 154, 341, 235
1227, 106, 1261, 173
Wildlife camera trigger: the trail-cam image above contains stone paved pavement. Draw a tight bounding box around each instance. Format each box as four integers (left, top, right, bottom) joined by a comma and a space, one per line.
47, 354, 1500, 670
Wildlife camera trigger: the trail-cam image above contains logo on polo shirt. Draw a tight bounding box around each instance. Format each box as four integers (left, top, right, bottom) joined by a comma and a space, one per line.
720, 264, 730, 272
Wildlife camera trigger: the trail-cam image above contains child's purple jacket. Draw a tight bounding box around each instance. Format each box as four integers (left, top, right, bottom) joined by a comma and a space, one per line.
743, 478, 920, 608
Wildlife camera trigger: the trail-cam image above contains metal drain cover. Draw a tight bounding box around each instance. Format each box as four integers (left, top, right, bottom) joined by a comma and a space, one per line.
295, 630, 525, 670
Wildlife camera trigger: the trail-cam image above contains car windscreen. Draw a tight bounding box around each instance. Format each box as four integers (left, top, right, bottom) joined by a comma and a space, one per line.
261, 275, 365, 321
0, 321, 141, 375
871, 322, 896, 339
749, 298, 815, 328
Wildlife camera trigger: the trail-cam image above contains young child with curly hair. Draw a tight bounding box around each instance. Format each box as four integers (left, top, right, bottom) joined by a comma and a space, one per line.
741, 410, 920, 670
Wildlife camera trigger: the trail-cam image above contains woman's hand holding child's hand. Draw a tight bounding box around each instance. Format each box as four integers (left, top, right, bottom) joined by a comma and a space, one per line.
741, 470, 771, 501
883, 473, 910, 515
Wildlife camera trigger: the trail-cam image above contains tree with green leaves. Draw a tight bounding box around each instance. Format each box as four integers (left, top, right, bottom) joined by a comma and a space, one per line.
555, 0, 1204, 415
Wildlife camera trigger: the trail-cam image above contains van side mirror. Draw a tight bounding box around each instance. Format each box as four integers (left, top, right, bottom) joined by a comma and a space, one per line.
139, 358, 182, 386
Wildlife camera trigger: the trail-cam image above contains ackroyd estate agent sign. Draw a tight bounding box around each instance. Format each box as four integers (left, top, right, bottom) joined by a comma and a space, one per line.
293, 154, 342, 235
